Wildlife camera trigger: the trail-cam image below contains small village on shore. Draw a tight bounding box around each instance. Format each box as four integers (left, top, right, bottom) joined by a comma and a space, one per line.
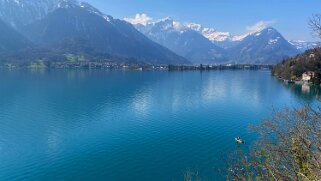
0, 61, 273, 71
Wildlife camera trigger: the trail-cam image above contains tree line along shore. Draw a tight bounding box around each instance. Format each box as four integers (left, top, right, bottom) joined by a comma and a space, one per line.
272, 47, 321, 85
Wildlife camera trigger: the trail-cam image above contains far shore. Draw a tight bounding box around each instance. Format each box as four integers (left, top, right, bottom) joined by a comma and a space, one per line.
0, 62, 273, 71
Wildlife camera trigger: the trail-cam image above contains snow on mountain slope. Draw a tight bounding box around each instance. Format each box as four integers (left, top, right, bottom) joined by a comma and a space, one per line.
186, 23, 231, 42
185, 22, 260, 43
126, 14, 303, 64
132, 17, 227, 64
289, 40, 320, 52
228, 27, 300, 64
0, 0, 63, 27
0, 0, 109, 28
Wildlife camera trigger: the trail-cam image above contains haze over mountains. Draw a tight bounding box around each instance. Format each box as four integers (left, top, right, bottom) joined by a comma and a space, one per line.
0, 0, 318, 65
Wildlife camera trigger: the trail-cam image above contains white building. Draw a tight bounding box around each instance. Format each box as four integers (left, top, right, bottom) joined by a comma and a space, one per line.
302, 71, 315, 81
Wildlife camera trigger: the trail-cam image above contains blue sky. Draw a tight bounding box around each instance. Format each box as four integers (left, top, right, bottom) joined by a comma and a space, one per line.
86, 0, 321, 41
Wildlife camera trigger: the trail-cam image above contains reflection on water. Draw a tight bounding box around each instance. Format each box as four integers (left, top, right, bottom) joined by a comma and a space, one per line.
302, 83, 310, 93
0, 69, 319, 181
281, 81, 321, 102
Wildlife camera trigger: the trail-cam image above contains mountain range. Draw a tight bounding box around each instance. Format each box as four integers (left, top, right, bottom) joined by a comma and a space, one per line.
184, 22, 319, 53
0, 0, 318, 65
0, 0, 188, 65
135, 18, 227, 64
130, 17, 308, 64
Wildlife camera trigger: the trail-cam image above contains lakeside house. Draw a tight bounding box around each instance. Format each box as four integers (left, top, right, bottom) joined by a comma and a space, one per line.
302, 71, 315, 81
309, 53, 316, 59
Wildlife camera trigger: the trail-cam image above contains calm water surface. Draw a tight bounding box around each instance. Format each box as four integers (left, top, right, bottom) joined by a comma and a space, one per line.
0, 70, 319, 180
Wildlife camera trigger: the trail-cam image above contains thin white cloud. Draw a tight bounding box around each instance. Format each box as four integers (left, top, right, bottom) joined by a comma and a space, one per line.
246, 20, 276, 33
124, 13, 152, 25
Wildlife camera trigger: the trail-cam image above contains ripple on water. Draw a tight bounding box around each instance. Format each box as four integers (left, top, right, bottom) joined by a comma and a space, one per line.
0, 70, 319, 181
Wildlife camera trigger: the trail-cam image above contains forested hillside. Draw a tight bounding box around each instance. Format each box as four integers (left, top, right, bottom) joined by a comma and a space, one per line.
272, 47, 321, 84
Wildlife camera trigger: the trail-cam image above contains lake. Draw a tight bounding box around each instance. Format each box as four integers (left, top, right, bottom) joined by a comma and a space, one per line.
0, 69, 319, 180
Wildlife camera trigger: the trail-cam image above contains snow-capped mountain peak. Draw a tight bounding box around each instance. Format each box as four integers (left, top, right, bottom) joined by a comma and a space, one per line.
153, 17, 175, 30
157, 16, 173, 23
203, 28, 232, 42
156, 17, 183, 30
126, 15, 252, 44
232, 27, 277, 41
128, 15, 227, 64
186, 22, 202, 32
0, 0, 76, 27
185, 22, 231, 42
186, 21, 268, 43
0, 0, 115, 28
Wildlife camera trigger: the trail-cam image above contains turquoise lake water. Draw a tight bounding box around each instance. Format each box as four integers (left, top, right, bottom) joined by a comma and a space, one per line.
0, 70, 319, 180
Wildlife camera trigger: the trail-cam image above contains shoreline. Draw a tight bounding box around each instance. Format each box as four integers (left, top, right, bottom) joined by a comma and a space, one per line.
0, 63, 273, 71
276, 76, 321, 86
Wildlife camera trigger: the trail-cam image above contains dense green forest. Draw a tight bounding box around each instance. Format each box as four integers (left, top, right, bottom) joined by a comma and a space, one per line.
272, 47, 321, 84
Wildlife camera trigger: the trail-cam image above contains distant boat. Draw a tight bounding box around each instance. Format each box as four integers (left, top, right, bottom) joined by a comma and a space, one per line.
235, 137, 245, 144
